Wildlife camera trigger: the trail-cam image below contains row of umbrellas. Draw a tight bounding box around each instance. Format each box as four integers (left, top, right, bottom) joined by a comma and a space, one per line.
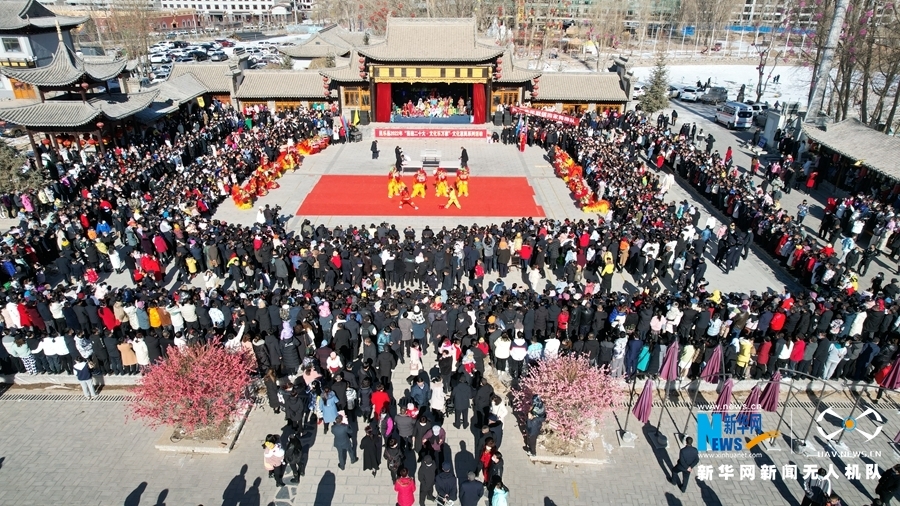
630, 343, 782, 427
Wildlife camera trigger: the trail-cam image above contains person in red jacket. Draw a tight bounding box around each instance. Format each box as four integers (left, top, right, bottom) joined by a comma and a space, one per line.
769, 309, 786, 334
394, 467, 416, 506
371, 383, 391, 421
557, 307, 570, 338
519, 242, 533, 271
753, 336, 772, 379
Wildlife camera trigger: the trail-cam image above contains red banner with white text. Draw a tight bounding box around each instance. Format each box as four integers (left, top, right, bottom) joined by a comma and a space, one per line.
509, 106, 580, 126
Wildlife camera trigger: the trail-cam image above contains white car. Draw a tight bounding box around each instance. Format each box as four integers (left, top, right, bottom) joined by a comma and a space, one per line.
149, 54, 171, 64
679, 87, 699, 102
632, 84, 646, 98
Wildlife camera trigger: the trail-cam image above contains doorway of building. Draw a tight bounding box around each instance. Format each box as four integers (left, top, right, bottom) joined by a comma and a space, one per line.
391, 82, 471, 118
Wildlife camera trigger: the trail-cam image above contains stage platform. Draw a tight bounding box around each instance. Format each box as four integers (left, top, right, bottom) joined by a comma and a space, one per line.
391, 115, 472, 124
296, 175, 543, 217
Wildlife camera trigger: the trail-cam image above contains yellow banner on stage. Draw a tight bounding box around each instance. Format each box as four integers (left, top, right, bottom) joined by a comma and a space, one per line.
372, 65, 490, 84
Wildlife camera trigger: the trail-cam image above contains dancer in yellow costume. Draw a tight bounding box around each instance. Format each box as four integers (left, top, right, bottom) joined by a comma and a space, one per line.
456, 166, 470, 197
434, 167, 449, 198
387, 167, 402, 199
445, 186, 461, 209
411, 168, 428, 199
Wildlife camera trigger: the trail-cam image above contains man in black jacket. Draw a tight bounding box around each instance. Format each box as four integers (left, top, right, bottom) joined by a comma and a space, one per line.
452, 376, 473, 429
459, 472, 484, 506
435, 462, 458, 502
876, 463, 900, 504
417, 454, 438, 505
669, 437, 700, 492
473, 379, 494, 428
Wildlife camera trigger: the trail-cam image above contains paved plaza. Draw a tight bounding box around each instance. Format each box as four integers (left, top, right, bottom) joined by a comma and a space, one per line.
2, 98, 898, 505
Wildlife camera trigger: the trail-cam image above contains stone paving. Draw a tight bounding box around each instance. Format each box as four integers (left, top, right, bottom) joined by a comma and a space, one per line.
1, 91, 895, 505
3, 347, 900, 506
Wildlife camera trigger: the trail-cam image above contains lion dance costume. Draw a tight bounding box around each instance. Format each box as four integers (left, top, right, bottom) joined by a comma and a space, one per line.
455, 166, 470, 197
412, 168, 428, 199
434, 167, 449, 198
387, 167, 402, 199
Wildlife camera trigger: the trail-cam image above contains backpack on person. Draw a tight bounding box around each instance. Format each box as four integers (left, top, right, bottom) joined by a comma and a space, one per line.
345, 387, 358, 410
531, 394, 546, 418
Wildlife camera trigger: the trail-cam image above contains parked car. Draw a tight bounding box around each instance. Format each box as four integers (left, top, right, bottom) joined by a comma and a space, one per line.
215, 38, 234, 47
174, 55, 193, 63
209, 51, 227, 61
714, 102, 754, 129
668, 84, 684, 98
187, 51, 209, 61
632, 84, 646, 98
0, 121, 24, 137
745, 101, 769, 117
149, 54, 171, 64
679, 87, 700, 102
699, 86, 728, 105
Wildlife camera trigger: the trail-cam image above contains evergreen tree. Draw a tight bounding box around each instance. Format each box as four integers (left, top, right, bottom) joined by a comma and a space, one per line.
0, 141, 41, 194
638, 55, 670, 114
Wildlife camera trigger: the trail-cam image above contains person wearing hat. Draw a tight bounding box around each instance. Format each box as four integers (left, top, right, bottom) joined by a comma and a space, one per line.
417, 454, 438, 505
435, 461, 458, 503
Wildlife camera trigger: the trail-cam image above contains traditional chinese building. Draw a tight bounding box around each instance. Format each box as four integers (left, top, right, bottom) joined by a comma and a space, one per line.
284, 18, 630, 124
0, 0, 90, 100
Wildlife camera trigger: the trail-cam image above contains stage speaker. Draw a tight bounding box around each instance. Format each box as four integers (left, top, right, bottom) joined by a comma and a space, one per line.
503, 111, 512, 126
359, 110, 370, 125
493, 111, 502, 126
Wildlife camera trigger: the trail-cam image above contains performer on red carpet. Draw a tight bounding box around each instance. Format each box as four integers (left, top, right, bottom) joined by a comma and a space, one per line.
411, 168, 427, 199
445, 187, 461, 209
456, 166, 470, 197
434, 167, 449, 197
518, 129, 527, 152
399, 184, 418, 210
387, 167, 402, 199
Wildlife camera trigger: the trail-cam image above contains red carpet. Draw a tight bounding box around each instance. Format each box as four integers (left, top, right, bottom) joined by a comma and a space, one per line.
297, 176, 544, 217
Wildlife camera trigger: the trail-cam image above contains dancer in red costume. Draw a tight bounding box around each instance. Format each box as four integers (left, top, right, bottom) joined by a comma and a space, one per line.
398, 185, 418, 210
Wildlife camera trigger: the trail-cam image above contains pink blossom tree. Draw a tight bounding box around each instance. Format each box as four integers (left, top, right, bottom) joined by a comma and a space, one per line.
128, 338, 255, 436
512, 355, 624, 453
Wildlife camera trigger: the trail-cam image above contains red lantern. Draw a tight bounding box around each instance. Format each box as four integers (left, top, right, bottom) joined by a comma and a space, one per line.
322, 76, 328, 82
323, 90, 330, 97
359, 71, 366, 78
497, 58, 503, 64
96, 121, 104, 129
358, 57, 365, 63
81, 82, 89, 90
534, 76, 540, 83
533, 85, 539, 90
88, 139, 97, 146
496, 65, 502, 72
41, 138, 51, 146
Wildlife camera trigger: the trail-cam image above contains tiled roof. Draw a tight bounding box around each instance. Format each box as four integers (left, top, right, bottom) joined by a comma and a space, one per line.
495, 48, 539, 83
88, 90, 159, 119
358, 18, 503, 62
154, 73, 207, 104
0, 46, 127, 86
318, 50, 367, 83
236, 70, 325, 99
531, 72, 627, 102
0, 101, 96, 127
802, 119, 900, 180
0, 89, 158, 127
168, 62, 238, 94
0, 0, 87, 30
279, 33, 352, 59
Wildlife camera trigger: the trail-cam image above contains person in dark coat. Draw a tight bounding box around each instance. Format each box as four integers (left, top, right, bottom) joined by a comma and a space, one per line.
360, 425, 381, 476
876, 463, 900, 504
284, 384, 307, 431
103, 331, 122, 374
473, 379, 493, 429
459, 472, 485, 506
670, 436, 700, 492
265, 331, 283, 373
435, 461, 458, 501
89, 330, 110, 374
330, 414, 357, 470
284, 431, 306, 484
417, 454, 438, 505
452, 375, 473, 429
143, 333, 162, 364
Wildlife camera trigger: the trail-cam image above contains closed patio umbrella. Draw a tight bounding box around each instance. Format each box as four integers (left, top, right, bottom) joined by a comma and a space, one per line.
713, 378, 734, 416
759, 371, 782, 412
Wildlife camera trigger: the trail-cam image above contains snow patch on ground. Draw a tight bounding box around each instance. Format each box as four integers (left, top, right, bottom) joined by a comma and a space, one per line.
630, 64, 814, 106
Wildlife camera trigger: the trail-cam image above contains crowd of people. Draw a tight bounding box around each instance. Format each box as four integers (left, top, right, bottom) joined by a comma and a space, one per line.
393, 95, 472, 119
3, 95, 900, 504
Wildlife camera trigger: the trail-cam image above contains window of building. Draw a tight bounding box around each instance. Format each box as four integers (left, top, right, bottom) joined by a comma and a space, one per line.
491, 88, 519, 109
342, 87, 370, 108
2, 37, 22, 53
